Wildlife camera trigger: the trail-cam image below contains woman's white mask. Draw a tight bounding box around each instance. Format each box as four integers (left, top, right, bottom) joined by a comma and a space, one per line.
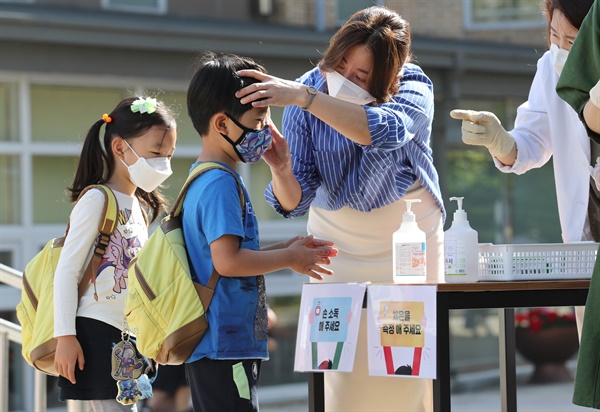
121, 140, 172, 192
325, 70, 376, 105
549, 44, 569, 76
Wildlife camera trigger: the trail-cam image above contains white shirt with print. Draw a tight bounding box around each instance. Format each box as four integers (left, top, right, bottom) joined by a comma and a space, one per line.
54, 188, 147, 337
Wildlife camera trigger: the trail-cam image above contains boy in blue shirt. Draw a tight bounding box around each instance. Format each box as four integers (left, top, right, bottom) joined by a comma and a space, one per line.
183, 52, 338, 412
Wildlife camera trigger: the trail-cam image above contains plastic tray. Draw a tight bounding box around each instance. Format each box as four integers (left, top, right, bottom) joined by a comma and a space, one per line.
477, 242, 598, 281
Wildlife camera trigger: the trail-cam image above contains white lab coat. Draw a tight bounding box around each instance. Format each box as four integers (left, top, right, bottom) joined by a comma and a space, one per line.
494, 51, 591, 243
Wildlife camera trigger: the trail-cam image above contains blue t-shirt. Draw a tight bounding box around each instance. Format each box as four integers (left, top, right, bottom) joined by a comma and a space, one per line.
182, 161, 268, 361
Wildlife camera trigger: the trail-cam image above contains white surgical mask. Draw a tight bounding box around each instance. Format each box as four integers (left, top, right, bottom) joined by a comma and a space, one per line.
325, 70, 376, 105
549, 44, 569, 76
121, 141, 172, 192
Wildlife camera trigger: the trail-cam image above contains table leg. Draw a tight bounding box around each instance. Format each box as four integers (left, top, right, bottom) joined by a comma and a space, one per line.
434, 293, 451, 412
308, 372, 324, 412
499, 308, 517, 412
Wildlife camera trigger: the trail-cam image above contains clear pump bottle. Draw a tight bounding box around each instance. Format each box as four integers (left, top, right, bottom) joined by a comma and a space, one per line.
393, 199, 427, 283
444, 197, 479, 283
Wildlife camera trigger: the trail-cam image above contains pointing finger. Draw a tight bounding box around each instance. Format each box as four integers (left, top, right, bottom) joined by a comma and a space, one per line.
450, 109, 479, 121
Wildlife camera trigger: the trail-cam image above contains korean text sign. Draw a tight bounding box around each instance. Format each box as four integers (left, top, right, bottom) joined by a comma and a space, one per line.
295, 283, 366, 372
367, 285, 437, 378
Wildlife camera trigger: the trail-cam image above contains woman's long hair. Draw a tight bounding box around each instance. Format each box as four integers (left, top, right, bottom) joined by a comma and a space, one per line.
319, 6, 412, 104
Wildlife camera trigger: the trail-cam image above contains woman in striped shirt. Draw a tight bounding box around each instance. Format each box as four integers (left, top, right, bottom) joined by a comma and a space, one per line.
237, 6, 444, 411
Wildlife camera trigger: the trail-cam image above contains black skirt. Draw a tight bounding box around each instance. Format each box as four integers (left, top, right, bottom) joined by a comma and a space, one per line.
58, 317, 123, 401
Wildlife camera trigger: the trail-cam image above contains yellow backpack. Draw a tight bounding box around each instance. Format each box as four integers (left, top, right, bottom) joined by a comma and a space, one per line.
16, 185, 118, 376
125, 162, 244, 365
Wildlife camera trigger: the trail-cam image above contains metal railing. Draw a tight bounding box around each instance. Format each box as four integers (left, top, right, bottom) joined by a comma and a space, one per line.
0, 263, 48, 412
0, 263, 87, 412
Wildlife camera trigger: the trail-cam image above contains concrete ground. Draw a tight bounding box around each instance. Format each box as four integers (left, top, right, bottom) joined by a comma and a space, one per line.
261, 381, 591, 412
260, 361, 593, 412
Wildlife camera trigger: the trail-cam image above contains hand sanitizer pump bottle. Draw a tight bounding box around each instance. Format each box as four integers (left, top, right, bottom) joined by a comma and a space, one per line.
444, 197, 479, 283
393, 199, 427, 284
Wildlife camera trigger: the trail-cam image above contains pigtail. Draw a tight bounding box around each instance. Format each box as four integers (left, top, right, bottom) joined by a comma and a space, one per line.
68, 119, 109, 202
68, 97, 176, 214
137, 189, 168, 224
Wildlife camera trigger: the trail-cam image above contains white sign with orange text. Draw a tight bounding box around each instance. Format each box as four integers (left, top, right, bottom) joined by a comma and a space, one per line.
366, 285, 437, 378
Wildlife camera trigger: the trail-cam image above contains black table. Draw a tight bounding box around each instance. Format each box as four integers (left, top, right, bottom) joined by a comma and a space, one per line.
307, 280, 590, 412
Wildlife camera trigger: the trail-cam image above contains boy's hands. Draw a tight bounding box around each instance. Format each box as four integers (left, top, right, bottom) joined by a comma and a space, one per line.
287, 235, 338, 280
303, 237, 339, 258
55, 335, 85, 384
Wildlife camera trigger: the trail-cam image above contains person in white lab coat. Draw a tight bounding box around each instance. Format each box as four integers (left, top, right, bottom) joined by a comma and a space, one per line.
450, 0, 595, 337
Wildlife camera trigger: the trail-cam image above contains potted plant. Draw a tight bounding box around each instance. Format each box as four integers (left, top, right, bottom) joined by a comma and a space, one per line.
514, 307, 579, 384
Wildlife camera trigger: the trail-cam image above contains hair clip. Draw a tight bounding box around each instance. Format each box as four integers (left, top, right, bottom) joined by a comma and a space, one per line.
102, 113, 112, 123
131, 97, 158, 114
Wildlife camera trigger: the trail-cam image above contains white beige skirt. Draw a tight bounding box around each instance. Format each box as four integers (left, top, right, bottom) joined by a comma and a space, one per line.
307, 185, 443, 411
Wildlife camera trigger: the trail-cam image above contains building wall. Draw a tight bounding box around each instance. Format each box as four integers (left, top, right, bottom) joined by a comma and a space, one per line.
387, 0, 547, 47
28, 0, 550, 48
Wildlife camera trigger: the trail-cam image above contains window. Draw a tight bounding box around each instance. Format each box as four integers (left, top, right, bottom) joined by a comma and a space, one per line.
31, 85, 124, 142
102, 0, 167, 14
0, 250, 13, 266
32, 156, 75, 224
0, 155, 21, 225
337, 0, 380, 25
464, 0, 545, 30
0, 83, 19, 142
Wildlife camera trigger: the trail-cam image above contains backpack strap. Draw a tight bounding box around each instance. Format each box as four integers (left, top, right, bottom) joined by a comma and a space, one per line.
170, 162, 245, 313
75, 185, 119, 301
170, 162, 245, 219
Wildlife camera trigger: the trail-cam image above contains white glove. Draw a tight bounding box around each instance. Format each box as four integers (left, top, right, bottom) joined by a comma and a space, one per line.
590, 79, 600, 109
450, 109, 516, 159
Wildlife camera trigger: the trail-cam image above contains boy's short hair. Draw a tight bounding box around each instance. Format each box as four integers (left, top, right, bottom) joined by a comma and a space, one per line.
187, 52, 267, 137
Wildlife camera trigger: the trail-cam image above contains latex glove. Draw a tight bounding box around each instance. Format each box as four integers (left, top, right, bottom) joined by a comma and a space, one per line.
450, 109, 516, 159
590, 79, 600, 109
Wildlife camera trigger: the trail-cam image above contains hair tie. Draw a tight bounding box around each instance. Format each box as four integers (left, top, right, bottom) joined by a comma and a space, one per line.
102, 113, 112, 123
131, 97, 158, 114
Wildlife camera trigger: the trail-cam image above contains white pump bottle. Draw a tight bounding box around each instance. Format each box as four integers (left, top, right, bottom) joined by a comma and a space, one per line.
393, 199, 426, 284
444, 197, 479, 283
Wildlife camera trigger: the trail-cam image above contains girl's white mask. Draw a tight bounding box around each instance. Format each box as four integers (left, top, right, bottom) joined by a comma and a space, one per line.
325, 70, 376, 105
121, 140, 172, 192
549, 44, 569, 76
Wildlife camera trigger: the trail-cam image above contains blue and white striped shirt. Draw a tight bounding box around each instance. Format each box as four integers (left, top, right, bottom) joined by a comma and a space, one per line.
265, 64, 445, 221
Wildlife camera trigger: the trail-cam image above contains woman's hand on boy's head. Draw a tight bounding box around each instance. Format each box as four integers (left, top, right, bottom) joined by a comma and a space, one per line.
236, 70, 306, 108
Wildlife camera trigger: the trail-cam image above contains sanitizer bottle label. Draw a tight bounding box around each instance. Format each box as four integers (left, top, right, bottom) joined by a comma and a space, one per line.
445, 239, 466, 275
395, 242, 426, 275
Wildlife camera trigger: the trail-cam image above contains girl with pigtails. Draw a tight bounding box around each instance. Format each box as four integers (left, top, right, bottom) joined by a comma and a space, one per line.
53, 96, 177, 411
